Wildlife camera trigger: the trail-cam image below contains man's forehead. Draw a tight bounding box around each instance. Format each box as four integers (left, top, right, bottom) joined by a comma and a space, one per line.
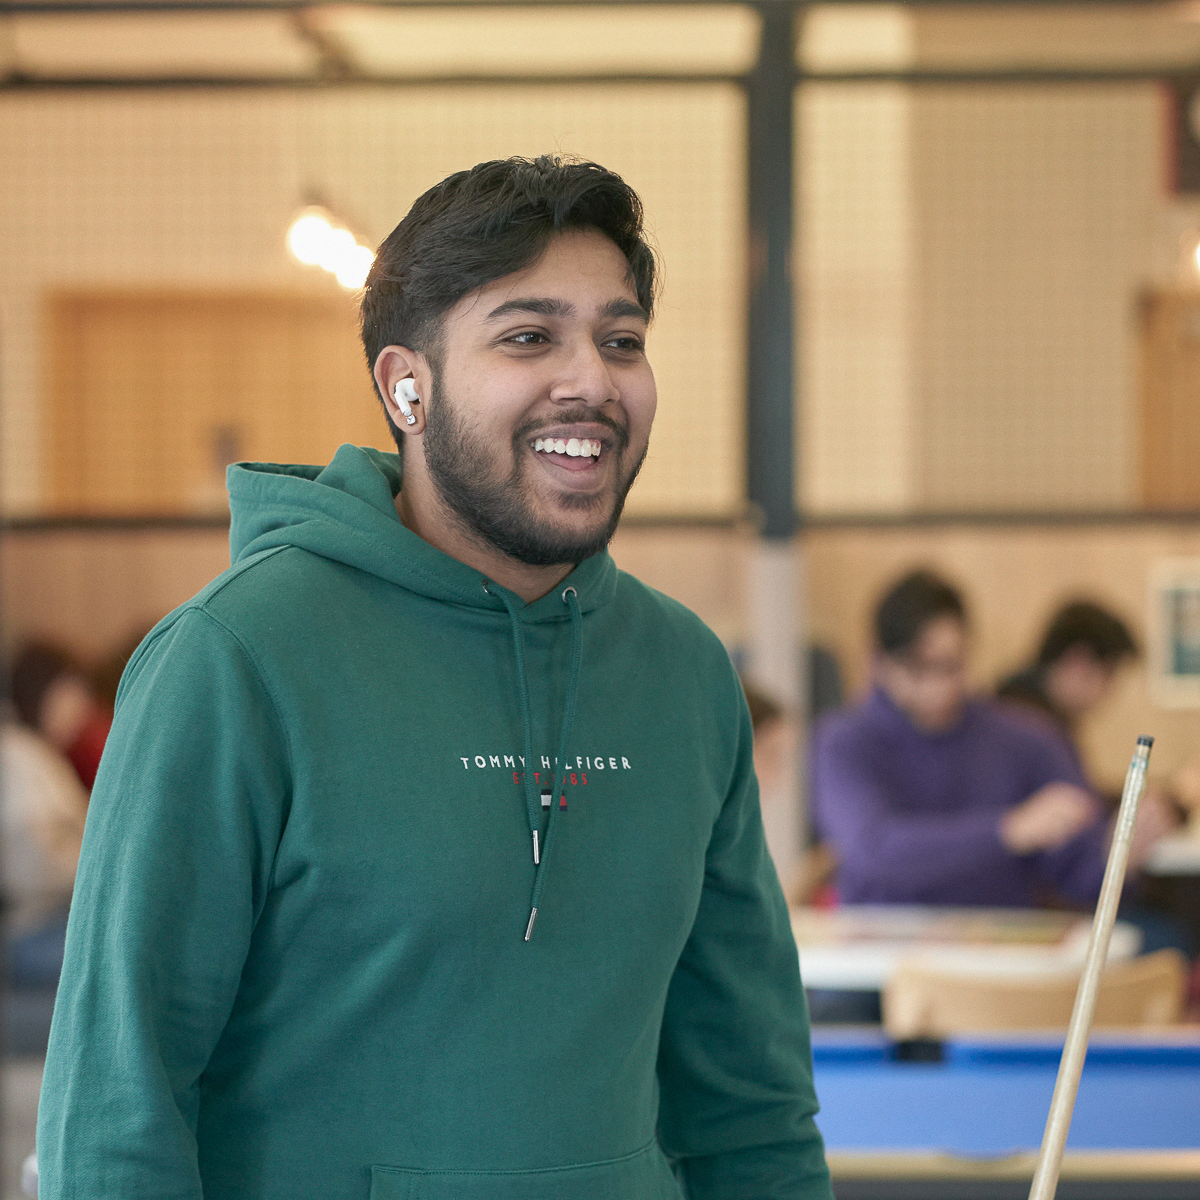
448, 229, 645, 325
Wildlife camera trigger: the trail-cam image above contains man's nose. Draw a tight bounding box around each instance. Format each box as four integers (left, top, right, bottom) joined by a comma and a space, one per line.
549, 342, 618, 406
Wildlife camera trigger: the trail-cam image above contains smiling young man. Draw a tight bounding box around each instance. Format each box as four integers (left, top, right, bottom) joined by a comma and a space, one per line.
371, 224, 656, 601
38, 157, 832, 1200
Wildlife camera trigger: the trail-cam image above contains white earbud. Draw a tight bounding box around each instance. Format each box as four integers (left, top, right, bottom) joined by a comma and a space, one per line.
393, 379, 419, 426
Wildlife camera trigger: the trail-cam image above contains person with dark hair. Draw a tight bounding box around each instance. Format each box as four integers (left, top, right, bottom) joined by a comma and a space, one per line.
9, 639, 110, 790
997, 600, 1139, 750
2, 643, 92, 995
810, 569, 1163, 911
39, 157, 832, 1199
996, 601, 1188, 957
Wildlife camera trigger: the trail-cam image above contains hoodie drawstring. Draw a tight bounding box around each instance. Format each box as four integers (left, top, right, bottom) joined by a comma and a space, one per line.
485, 581, 583, 942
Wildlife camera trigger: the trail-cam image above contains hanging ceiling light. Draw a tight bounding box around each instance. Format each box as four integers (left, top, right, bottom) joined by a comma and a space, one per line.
287, 205, 374, 290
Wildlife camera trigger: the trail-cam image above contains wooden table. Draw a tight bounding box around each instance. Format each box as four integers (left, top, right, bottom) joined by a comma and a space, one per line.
791, 905, 1141, 993
1143, 829, 1200, 953
1146, 829, 1200, 875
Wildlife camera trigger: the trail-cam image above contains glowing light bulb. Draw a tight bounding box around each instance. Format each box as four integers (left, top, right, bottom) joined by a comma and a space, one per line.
335, 243, 375, 290
320, 226, 357, 273
287, 204, 373, 288
287, 211, 334, 266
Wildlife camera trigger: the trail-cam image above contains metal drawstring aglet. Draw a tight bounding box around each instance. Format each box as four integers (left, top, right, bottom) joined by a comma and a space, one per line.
532, 830, 540, 864
525, 907, 538, 941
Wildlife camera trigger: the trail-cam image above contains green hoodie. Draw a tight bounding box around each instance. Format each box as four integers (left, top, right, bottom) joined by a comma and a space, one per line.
38, 444, 831, 1200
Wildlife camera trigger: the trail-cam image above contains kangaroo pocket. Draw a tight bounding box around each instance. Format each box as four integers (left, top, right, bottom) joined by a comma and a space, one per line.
370, 1140, 682, 1200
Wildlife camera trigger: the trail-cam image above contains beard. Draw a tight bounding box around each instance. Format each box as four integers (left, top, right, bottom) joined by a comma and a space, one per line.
417, 378, 647, 568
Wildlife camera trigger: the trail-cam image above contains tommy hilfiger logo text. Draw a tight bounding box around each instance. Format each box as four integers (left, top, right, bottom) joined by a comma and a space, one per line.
457, 753, 632, 771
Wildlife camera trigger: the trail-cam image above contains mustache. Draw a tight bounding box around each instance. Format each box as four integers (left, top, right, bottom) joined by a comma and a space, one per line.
514, 408, 629, 452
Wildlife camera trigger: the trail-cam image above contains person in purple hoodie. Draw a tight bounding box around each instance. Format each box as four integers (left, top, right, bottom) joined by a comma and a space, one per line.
812, 569, 1165, 911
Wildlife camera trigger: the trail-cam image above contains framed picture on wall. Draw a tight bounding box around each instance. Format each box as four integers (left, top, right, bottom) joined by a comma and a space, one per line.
1150, 559, 1200, 707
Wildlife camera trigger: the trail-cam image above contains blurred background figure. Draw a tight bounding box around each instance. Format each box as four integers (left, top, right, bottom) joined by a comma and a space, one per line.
0, 723, 87, 990
997, 600, 1139, 765
0, 633, 148, 1056
740, 676, 804, 898
742, 669, 840, 908
998, 601, 1190, 954
810, 569, 1171, 912
9, 640, 111, 792
2, 640, 95, 1057
742, 678, 788, 792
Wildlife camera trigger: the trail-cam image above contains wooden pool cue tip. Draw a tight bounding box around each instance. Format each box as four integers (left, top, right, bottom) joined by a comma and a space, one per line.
1027, 735, 1153, 1200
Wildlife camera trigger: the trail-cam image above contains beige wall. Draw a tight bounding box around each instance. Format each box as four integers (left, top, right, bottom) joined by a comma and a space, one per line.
798, 70, 1183, 515
0, 84, 746, 519
0, 526, 231, 660
4, 19, 1200, 524
794, 7, 1200, 516
911, 82, 1161, 512
7, 517, 1199, 790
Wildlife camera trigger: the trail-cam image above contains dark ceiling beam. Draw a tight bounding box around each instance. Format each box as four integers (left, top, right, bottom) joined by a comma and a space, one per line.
0, 0, 1178, 10
7, 65, 1200, 90
6, 0, 769, 10
0, 71, 747, 87
802, 66, 1200, 83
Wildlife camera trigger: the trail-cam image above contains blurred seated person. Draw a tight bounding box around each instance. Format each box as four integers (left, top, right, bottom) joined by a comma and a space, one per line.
10, 639, 112, 790
997, 600, 1137, 765
811, 569, 1168, 909
997, 603, 1191, 957
740, 676, 837, 905
0, 721, 88, 988
740, 678, 802, 891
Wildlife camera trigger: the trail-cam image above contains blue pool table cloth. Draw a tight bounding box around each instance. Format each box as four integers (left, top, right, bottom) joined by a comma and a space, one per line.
812, 1031, 1200, 1156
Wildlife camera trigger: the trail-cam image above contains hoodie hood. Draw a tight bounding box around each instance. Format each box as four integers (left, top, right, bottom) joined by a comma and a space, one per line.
228, 443, 604, 941
226, 442, 618, 620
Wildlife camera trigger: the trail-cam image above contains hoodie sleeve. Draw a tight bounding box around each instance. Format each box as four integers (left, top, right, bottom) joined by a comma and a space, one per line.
656, 688, 832, 1200
36, 607, 290, 1200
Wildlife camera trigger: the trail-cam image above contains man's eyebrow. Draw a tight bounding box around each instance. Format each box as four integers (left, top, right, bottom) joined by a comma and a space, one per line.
601, 298, 650, 323
484, 297, 573, 323
482, 296, 649, 324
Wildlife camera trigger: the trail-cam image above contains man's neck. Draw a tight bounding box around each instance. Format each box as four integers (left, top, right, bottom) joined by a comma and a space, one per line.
393, 487, 573, 605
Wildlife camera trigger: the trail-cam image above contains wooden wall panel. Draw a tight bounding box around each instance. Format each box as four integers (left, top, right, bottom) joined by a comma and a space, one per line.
46, 289, 388, 515
0, 527, 231, 660
1139, 289, 1200, 510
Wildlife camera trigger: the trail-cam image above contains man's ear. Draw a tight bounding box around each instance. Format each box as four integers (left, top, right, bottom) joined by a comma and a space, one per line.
374, 345, 428, 436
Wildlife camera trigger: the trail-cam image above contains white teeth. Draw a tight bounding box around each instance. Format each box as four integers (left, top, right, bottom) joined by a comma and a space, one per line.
533, 437, 601, 458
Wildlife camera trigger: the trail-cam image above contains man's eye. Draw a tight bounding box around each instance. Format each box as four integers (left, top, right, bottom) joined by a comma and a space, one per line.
507, 331, 547, 345
605, 336, 645, 353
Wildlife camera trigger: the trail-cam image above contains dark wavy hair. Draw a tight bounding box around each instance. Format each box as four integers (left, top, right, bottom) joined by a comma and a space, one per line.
1035, 601, 1137, 667
875, 569, 967, 656
360, 155, 658, 434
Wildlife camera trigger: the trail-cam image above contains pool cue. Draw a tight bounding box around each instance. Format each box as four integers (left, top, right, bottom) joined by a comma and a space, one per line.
1027, 735, 1154, 1200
